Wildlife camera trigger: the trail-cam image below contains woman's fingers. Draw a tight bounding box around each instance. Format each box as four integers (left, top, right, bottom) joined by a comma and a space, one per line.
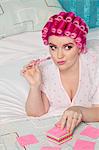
70, 113, 79, 132
29, 59, 40, 66
65, 111, 74, 132
75, 113, 82, 126
57, 110, 82, 133
60, 111, 68, 129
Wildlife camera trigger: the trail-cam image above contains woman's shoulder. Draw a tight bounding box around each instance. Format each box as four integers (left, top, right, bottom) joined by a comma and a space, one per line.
81, 50, 99, 79
82, 50, 99, 66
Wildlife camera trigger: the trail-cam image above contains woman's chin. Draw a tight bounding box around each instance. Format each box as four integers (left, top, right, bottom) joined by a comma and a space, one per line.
58, 65, 67, 71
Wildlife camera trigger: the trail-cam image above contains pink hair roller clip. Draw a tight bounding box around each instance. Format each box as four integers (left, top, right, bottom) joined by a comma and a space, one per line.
75, 37, 82, 43
80, 21, 86, 31
57, 20, 66, 34
77, 42, 82, 49
51, 19, 60, 33
49, 15, 57, 22
66, 12, 75, 22
42, 33, 47, 38
49, 17, 53, 22
64, 22, 74, 36
75, 30, 84, 43
56, 12, 67, 21
70, 25, 79, 38
57, 11, 68, 20
43, 39, 48, 45
57, 15, 64, 21
73, 16, 81, 26
84, 26, 89, 34
42, 22, 52, 33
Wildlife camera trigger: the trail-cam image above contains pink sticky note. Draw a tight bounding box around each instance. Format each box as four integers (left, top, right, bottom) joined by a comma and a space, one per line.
47, 126, 70, 138
73, 139, 95, 150
17, 134, 38, 147
40, 147, 61, 150
80, 126, 99, 138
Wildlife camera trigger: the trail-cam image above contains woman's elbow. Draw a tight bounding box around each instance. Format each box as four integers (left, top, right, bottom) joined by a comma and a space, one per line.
25, 108, 48, 117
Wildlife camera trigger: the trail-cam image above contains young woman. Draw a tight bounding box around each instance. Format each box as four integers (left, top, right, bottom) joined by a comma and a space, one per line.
22, 11, 99, 133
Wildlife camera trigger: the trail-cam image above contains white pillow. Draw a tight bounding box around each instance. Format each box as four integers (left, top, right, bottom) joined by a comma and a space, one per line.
0, 31, 49, 65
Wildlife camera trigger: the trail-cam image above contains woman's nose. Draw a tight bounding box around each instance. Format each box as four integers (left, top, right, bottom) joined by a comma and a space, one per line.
57, 49, 64, 59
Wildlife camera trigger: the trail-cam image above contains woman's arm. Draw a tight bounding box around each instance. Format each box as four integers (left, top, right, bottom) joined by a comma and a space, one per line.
79, 105, 99, 122
21, 60, 50, 117
25, 86, 49, 117
58, 105, 99, 133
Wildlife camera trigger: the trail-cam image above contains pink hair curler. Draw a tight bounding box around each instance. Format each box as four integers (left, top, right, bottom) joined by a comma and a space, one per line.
76, 42, 82, 49
57, 11, 68, 20
80, 21, 86, 31
64, 22, 74, 36
75, 30, 84, 43
73, 16, 81, 26
51, 19, 60, 33
66, 12, 75, 22
70, 25, 80, 38
49, 15, 57, 22
57, 20, 66, 34
84, 26, 89, 34
43, 39, 48, 45
42, 33, 47, 38
42, 22, 52, 34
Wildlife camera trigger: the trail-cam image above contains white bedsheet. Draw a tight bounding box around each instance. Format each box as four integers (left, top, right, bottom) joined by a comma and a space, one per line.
0, 30, 99, 123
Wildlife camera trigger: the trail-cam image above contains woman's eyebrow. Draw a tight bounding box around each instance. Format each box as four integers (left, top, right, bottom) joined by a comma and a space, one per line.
63, 43, 74, 46
49, 42, 74, 47
49, 43, 57, 46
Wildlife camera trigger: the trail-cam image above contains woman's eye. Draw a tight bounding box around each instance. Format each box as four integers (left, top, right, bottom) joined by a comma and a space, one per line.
50, 46, 56, 51
64, 45, 72, 50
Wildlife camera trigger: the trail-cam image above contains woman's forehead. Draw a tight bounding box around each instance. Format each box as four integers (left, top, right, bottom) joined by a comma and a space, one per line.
48, 35, 75, 45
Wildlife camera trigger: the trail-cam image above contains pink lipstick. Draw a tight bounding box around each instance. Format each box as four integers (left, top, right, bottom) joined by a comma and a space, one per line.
57, 61, 65, 65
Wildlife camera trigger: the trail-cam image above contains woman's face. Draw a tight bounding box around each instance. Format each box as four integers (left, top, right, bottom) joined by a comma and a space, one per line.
48, 35, 80, 72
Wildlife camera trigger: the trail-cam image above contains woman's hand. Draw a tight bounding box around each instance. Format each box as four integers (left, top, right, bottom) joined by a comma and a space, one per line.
21, 59, 42, 87
56, 106, 83, 133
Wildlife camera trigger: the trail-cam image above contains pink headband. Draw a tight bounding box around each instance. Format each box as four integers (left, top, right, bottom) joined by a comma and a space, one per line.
42, 11, 89, 53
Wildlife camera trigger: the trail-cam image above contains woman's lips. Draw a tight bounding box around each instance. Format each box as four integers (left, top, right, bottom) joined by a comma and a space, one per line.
57, 61, 65, 65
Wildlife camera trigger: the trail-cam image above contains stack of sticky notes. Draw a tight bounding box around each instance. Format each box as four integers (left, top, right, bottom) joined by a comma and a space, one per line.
46, 126, 72, 144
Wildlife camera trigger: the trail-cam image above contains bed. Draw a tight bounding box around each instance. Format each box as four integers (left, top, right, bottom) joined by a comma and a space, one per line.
0, 1, 99, 150
0, 0, 99, 124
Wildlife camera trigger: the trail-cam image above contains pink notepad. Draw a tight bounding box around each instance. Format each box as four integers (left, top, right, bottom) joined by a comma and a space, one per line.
16, 134, 38, 147
46, 126, 72, 144
73, 139, 95, 150
80, 126, 99, 138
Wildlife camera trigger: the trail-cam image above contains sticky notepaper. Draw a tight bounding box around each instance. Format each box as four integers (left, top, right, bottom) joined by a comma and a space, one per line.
80, 126, 99, 138
16, 134, 38, 147
73, 139, 95, 150
46, 126, 72, 144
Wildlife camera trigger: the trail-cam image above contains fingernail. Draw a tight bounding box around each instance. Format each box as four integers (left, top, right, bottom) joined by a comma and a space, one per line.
66, 129, 70, 132
55, 123, 61, 128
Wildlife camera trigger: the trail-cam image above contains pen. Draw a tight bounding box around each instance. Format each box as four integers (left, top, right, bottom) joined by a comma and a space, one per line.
27, 57, 51, 68
37, 56, 51, 64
